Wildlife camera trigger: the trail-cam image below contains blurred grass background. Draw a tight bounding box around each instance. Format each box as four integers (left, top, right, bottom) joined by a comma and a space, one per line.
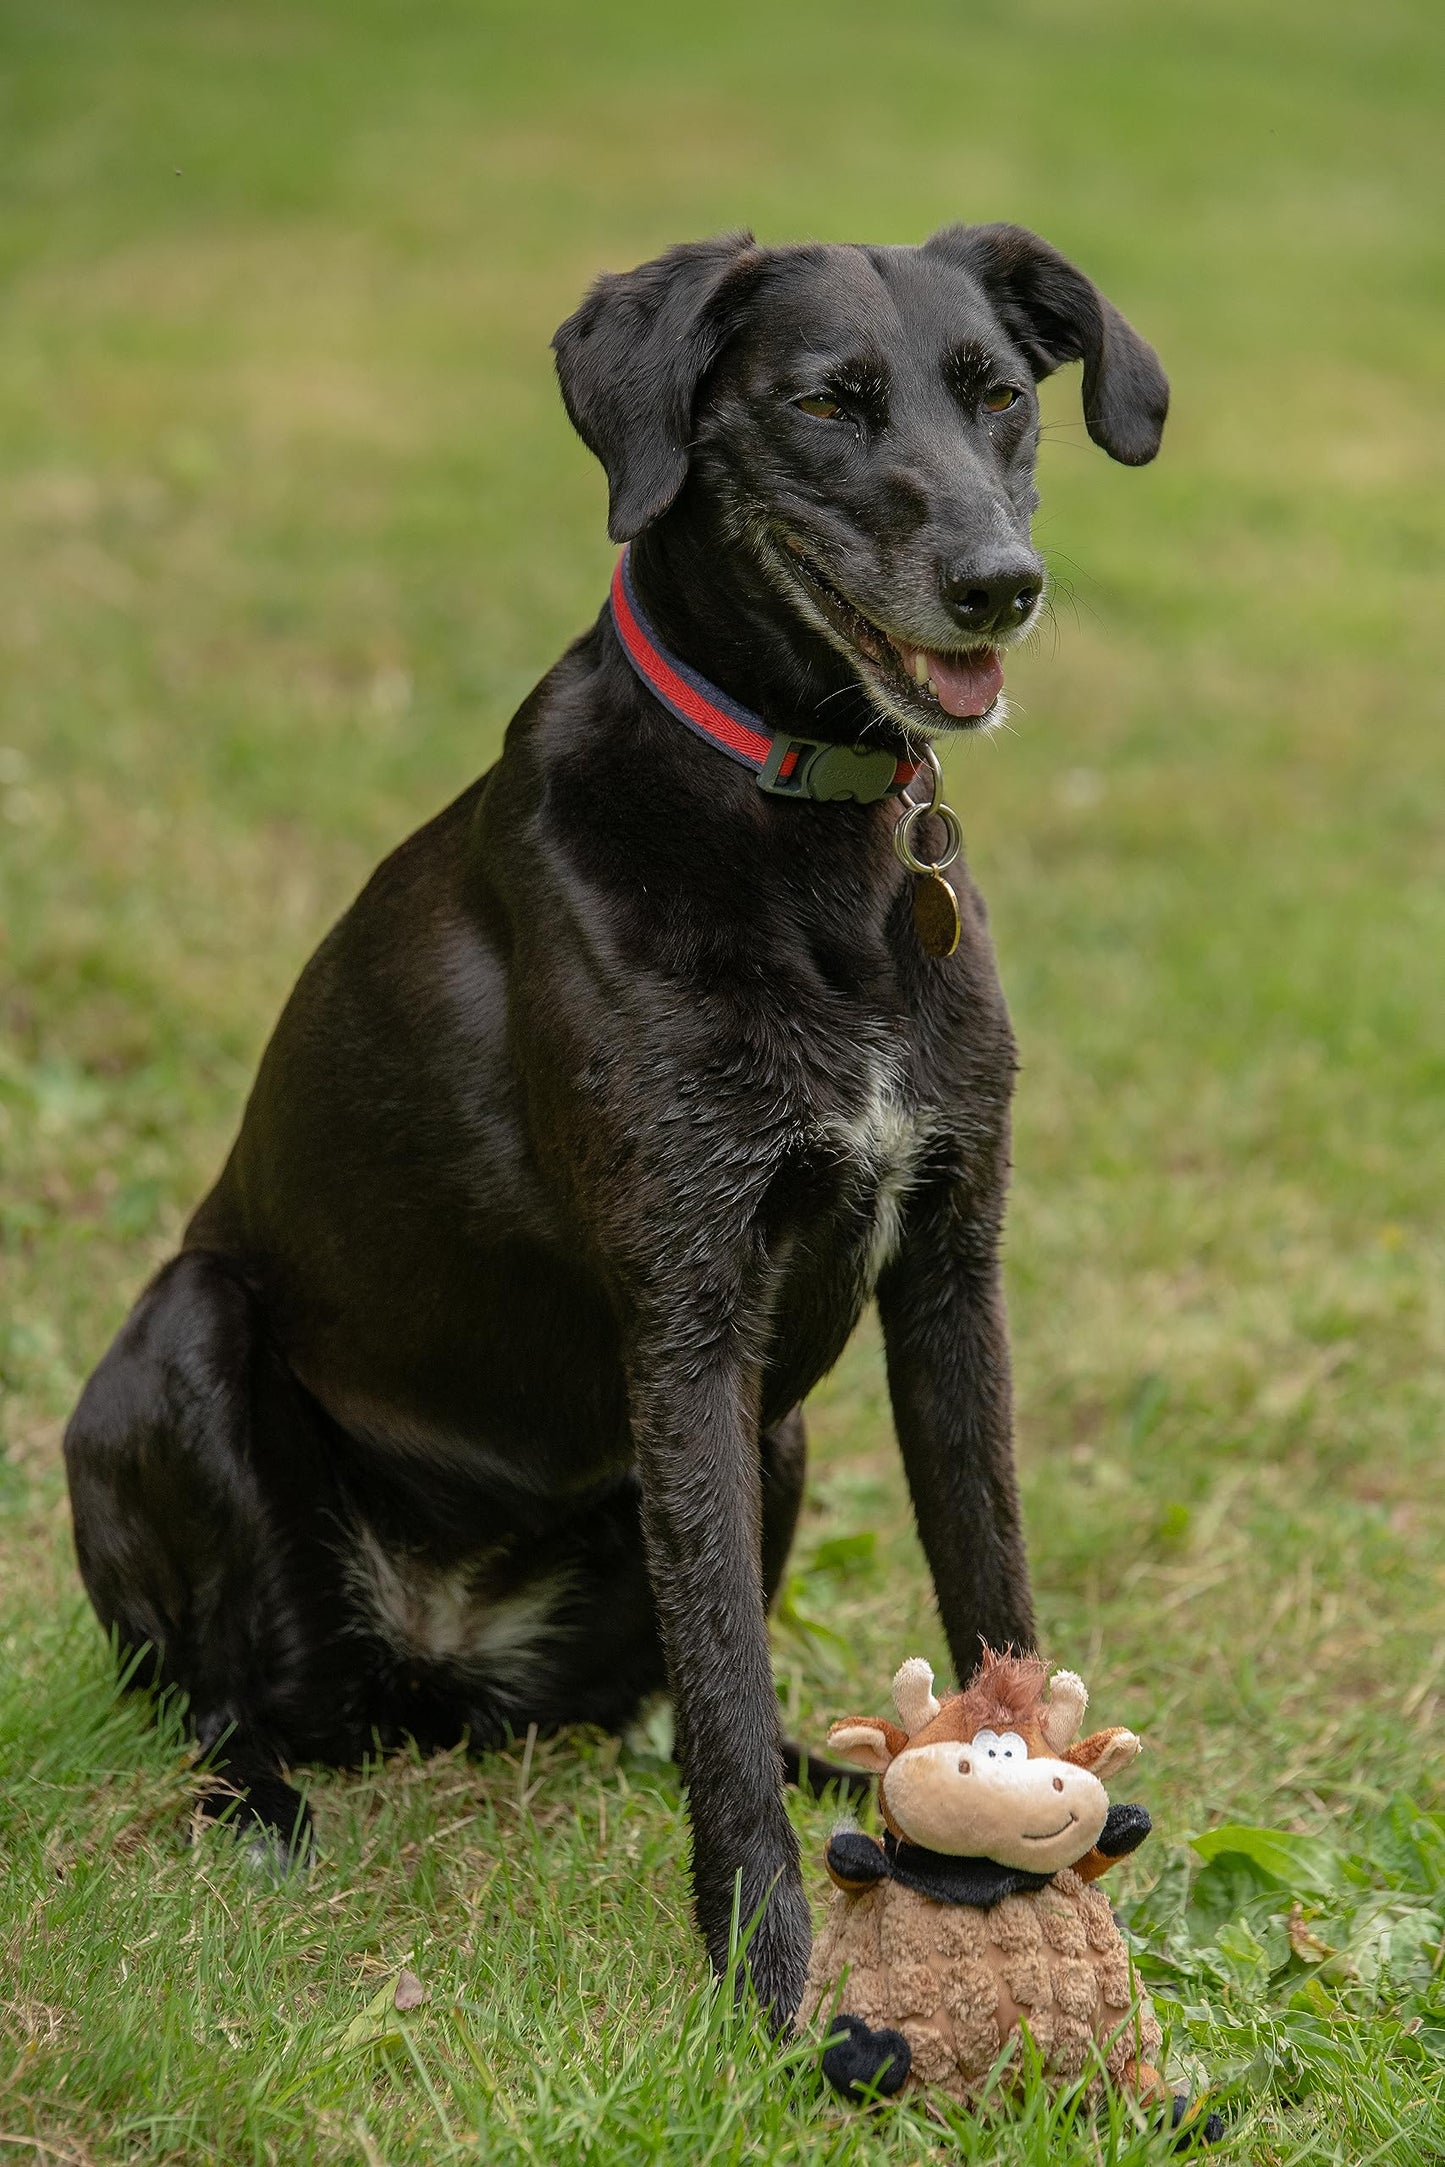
2, 1, 1443, 2160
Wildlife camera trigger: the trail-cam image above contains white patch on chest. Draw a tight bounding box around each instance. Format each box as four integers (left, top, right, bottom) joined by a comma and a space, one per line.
819, 1054, 933, 1282
345, 1526, 570, 1698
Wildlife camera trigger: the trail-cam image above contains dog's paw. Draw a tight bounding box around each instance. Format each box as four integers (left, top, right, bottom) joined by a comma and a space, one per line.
196, 1770, 315, 1878
704, 1860, 811, 2031
821, 2011, 911, 2101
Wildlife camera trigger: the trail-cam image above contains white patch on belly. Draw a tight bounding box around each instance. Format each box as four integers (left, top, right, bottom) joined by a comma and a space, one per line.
820, 1054, 933, 1281
345, 1526, 571, 1696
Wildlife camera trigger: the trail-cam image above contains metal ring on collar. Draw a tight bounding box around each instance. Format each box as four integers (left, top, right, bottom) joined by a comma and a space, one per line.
894, 799, 963, 875
893, 747, 962, 875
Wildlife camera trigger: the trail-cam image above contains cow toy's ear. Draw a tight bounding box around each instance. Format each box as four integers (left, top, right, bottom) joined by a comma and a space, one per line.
826, 1717, 907, 1775
1067, 1726, 1142, 1781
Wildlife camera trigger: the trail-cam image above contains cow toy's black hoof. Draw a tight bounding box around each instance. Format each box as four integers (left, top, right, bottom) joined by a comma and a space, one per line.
821, 2010, 911, 2100
1170, 2094, 1225, 2148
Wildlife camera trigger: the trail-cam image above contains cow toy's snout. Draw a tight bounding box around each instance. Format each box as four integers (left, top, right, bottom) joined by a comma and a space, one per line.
883, 1742, 1110, 1871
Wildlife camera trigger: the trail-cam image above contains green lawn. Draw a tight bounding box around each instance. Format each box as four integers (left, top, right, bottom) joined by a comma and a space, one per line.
3, 1, 1443, 2160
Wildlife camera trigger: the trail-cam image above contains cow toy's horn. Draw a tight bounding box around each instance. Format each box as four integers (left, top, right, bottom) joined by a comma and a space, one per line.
1041, 1668, 1089, 1751
892, 1657, 940, 1735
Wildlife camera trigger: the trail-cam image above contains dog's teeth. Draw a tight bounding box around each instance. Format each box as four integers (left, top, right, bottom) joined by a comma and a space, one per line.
912, 652, 930, 687
926, 676, 938, 699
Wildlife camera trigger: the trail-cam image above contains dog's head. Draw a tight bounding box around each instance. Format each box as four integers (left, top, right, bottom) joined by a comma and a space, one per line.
826, 1651, 1142, 1871
554, 226, 1167, 738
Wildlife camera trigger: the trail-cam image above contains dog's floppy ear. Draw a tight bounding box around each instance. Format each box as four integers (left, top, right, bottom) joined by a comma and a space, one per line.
926, 222, 1168, 466
552, 232, 763, 542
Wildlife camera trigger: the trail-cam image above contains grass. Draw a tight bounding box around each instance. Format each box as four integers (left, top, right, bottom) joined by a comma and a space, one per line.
2, 0, 1443, 2158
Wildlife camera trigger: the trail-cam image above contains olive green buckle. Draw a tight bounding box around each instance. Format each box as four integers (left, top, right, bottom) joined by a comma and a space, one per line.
756, 735, 903, 805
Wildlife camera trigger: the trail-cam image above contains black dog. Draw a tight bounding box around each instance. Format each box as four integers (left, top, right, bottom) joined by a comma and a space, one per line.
64, 224, 1166, 2020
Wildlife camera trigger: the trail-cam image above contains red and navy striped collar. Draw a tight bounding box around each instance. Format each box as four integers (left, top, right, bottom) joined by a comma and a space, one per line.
608, 548, 923, 805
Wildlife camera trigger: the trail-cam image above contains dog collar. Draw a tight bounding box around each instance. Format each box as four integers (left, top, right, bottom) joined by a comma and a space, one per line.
608, 548, 924, 805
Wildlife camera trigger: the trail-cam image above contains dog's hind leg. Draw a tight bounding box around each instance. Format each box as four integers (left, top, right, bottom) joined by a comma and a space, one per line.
64, 1250, 360, 1865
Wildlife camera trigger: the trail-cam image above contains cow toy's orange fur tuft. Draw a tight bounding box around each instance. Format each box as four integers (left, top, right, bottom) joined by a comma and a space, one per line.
946, 1646, 1049, 1744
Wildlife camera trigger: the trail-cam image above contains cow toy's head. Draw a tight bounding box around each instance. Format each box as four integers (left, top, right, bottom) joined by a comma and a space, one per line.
827, 1649, 1141, 1873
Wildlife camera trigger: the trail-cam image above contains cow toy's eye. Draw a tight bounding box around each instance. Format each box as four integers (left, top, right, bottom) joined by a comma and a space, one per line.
794, 394, 844, 421
971, 1727, 1028, 1762
983, 385, 1021, 413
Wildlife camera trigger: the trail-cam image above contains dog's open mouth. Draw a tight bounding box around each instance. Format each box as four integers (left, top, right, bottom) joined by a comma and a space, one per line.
782, 543, 1004, 727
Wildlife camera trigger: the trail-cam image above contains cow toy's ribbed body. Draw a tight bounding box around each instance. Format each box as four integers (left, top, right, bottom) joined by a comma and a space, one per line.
802, 1863, 1161, 2104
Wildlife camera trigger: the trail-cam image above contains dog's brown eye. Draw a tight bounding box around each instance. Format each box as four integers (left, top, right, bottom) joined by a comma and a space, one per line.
983, 385, 1020, 413
795, 394, 843, 421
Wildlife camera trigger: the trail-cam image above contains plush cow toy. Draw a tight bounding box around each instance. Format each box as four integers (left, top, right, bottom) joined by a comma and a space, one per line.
800, 1650, 1215, 2137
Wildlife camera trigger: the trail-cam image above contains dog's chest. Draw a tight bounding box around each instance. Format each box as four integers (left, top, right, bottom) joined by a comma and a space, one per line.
811, 1053, 936, 1283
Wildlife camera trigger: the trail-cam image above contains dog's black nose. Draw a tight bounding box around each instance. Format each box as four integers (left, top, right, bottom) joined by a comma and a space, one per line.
940, 559, 1040, 636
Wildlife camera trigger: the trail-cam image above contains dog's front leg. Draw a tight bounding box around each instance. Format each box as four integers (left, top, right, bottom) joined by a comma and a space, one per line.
876, 1160, 1037, 1674
627, 1312, 808, 2025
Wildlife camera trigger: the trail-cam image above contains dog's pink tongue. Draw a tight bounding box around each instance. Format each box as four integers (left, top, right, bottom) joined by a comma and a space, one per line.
926, 646, 1004, 718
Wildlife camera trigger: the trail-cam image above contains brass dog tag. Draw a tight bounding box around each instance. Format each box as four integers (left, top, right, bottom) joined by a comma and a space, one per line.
913, 871, 960, 959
